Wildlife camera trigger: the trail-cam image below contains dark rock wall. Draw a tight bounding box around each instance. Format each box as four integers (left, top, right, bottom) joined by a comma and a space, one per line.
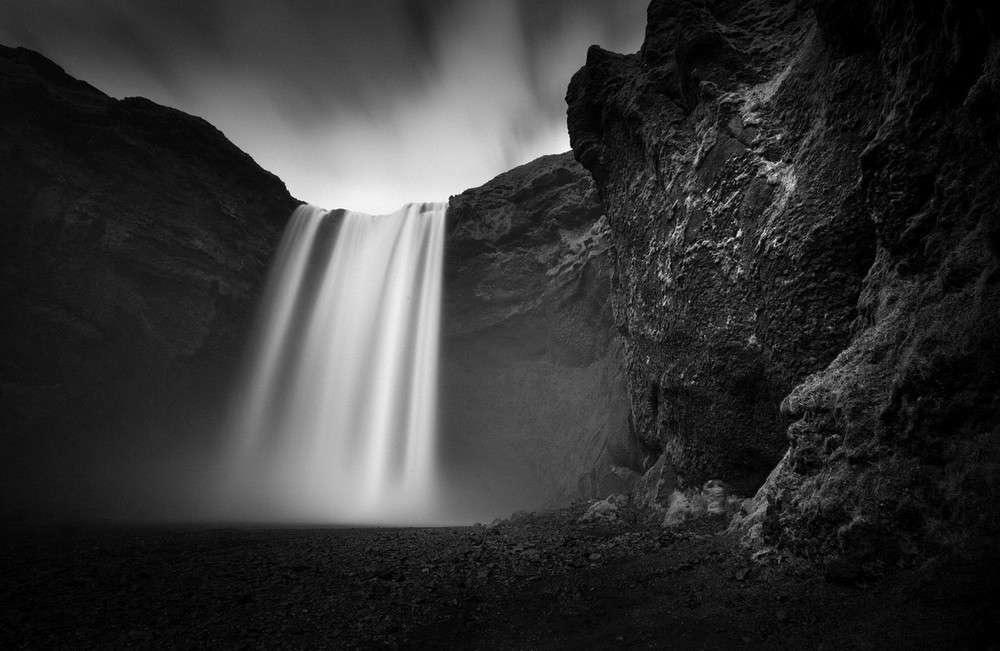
568, 1, 999, 559
0, 45, 628, 520
0, 46, 296, 516
443, 153, 632, 518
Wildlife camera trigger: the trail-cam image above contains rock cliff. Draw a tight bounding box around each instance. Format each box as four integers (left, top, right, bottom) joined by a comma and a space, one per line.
0, 45, 297, 515
568, 0, 1000, 560
0, 45, 628, 519
442, 153, 632, 518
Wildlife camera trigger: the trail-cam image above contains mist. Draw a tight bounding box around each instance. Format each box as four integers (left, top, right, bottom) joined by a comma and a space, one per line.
0, 0, 646, 213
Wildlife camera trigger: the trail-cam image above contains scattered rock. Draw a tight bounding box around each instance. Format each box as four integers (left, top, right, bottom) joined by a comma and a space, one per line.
663, 481, 742, 526
664, 491, 700, 526
2, 504, 996, 648
579, 494, 629, 523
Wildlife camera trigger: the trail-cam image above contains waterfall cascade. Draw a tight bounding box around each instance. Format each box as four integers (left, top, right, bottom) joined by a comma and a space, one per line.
221, 202, 447, 522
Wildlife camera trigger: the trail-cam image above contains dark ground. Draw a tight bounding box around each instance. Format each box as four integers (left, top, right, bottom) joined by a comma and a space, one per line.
2, 505, 997, 649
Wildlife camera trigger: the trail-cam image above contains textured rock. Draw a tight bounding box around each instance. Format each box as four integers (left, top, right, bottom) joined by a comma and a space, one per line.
567, 3, 874, 498
633, 453, 677, 513
579, 494, 629, 523
662, 480, 741, 526
0, 46, 631, 520
0, 46, 296, 515
442, 152, 632, 517
663, 491, 699, 527
568, 1, 1000, 560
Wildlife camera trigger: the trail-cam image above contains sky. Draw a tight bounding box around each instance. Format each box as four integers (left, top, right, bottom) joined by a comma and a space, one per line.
0, 0, 647, 213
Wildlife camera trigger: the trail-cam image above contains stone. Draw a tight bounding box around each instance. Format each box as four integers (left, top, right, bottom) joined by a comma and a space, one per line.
568, 0, 1000, 561
663, 491, 701, 527
663, 481, 741, 527
703, 480, 737, 515
568, 1, 873, 497
579, 493, 629, 523
633, 454, 677, 513
442, 152, 633, 516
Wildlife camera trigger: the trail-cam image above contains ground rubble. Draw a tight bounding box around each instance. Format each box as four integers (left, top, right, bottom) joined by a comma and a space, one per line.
2, 504, 996, 649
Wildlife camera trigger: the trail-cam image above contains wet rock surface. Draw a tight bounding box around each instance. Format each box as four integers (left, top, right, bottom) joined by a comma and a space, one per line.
0, 46, 296, 515
2, 512, 996, 648
442, 153, 633, 515
568, 0, 1000, 560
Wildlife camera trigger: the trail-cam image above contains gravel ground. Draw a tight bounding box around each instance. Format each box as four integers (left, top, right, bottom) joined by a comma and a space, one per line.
2, 505, 997, 649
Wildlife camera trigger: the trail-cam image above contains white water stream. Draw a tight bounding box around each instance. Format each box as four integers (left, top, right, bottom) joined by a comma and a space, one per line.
220, 202, 446, 522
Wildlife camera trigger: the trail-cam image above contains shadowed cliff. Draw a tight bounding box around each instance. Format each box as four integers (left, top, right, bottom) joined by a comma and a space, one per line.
568, 0, 1000, 561
442, 152, 632, 517
0, 45, 629, 521
0, 45, 297, 517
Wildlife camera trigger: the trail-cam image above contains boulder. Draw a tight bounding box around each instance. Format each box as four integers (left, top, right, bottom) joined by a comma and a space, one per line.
633, 454, 677, 513
580, 493, 629, 523
662, 481, 741, 527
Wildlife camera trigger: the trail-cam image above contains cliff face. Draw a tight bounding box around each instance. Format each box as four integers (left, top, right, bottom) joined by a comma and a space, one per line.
0, 45, 628, 519
568, 0, 1000, 560
0, 46, 297, 515
443, 153, 632, 517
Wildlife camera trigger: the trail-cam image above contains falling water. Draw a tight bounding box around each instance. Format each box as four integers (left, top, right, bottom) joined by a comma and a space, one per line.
220, 202, 447, 523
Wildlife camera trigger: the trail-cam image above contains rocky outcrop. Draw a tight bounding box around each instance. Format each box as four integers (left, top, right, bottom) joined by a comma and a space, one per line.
568, 0, 1000, 561
0, 46, 296, 515
442, 153, 632, 518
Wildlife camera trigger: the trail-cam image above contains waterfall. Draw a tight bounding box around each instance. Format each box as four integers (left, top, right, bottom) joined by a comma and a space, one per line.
220, 202, 447, 523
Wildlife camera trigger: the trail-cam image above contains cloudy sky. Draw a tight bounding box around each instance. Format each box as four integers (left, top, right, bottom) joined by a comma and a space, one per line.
0, 0, 646, 213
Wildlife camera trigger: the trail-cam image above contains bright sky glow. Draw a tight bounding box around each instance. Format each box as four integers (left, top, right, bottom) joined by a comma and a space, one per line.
0, 0, 646, 212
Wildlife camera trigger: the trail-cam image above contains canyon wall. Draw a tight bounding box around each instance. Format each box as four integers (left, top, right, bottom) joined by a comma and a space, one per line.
0, 46, 296, 515
568, 0, 999, 560
0, 45, 628, 519
443, 153, 632, 518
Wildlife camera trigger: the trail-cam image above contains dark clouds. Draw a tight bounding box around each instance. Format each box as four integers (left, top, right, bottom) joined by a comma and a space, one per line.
0, 0, 646, 212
